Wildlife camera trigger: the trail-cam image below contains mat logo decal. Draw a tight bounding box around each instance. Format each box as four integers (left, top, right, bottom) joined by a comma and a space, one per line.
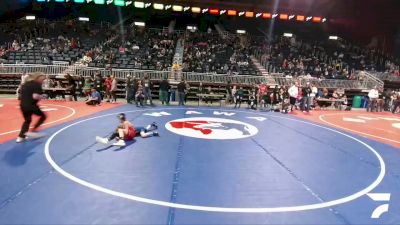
165, 117, 258, 140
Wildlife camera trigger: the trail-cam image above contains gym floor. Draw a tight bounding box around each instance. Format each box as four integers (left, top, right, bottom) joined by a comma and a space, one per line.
0, 98, 399, 225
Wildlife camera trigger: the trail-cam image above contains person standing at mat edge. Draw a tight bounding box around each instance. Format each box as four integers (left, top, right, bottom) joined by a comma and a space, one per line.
17, 72, 47, 143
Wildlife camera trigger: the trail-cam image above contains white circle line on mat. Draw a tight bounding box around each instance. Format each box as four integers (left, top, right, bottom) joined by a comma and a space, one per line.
319, 113, 400, 144
0, 104, 76, 136
44, 108, 385, 213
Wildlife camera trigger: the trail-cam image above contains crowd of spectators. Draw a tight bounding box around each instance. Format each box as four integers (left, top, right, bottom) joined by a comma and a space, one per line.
0, 20, 112, 65
1, 19, 399, 82
182, 32, 259, 75
253, 35, 400, 80
87, 27, 176, 70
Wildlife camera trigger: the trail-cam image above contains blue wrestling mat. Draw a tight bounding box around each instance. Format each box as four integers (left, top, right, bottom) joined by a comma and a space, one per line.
0, 105, 399, 224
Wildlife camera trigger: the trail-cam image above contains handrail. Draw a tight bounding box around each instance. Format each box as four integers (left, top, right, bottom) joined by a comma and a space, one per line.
365, 71, 400, 82
357, 71, 384, 87
0, 64, 378, 89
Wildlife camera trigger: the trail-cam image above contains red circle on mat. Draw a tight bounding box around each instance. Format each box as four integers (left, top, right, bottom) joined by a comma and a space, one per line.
319, 112, 400, 148
0, 99, 74, 138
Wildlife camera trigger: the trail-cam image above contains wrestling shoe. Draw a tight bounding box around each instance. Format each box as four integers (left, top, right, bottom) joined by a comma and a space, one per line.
113, 140, 126, 146
16, 137, 25, 143
26, 132, 46, 139
153, 132, 159, 137
96, 136, 109, 145
151, 122, 158, 129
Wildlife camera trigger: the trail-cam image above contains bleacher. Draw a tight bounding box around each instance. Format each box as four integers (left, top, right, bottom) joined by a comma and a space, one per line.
87, 28, 176, 70
251, 34, 400, 80
1, 20, 111, 66
183, 32, 259, 75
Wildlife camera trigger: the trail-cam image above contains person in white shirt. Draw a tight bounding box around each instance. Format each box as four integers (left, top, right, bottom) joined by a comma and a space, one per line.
288, 82, 299, 111
367, 86, 379, 112
12, 40, 19, 50
231, 85, 238, 104
392, 91, 400, 114
310, 84, 318, 108
110, 75, 118, 103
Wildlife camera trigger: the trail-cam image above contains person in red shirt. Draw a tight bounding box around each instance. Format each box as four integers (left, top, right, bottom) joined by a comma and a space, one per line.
70, 38, 77, 49
96, 113, 159, 146
258, 83, 268, 105
104, 75, 112, 102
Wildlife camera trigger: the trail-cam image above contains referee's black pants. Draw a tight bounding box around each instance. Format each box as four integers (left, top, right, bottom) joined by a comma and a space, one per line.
19, 106, 47, 138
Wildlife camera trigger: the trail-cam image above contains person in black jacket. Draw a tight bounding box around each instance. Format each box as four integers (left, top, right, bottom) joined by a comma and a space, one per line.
93, 73, 104, 100
159, 78, 170, 105
226, 81, 233, 104
132, 76, 139, 106
301, 82, 312, 112
65, 73, 77, 101
142, 75, 153, 105
126, 74, 133, 104
17, 73, 47, 143
177, 79, 186, 106
76, 75, 85, 97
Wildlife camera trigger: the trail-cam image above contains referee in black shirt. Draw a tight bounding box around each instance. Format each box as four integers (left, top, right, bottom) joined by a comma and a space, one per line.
17, 72, 47, 143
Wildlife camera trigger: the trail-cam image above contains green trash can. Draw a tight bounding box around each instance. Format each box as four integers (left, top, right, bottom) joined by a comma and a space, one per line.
352, 95, 362, 108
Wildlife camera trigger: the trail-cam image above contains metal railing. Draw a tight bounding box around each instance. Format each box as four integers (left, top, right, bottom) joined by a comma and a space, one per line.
358, 71, 384, 87
366, 71, 400, 82
0, 64, 379, 90
0, 64, 71, 75
182, 73, 272, 85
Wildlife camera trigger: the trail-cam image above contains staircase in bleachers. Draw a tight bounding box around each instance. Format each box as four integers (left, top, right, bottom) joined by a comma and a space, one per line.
251, 56, 269, 76
171, 36, 185, 81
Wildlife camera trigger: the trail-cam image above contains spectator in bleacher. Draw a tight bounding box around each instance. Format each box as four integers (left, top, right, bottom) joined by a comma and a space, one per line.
12, 40, 20, 51
65, 74, 77, 101
0, 47, 7, 62
159, 78, 170, 105
367, 86, 379, 112
177, 79, 186, 106
27, 40, 34, 50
